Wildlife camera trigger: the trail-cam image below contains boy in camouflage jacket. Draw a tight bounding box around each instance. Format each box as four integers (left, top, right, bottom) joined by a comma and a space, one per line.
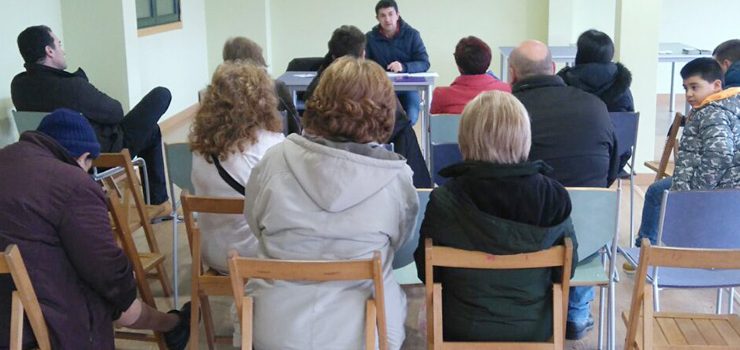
673, 58, 740, 190
631, 58, 740, 249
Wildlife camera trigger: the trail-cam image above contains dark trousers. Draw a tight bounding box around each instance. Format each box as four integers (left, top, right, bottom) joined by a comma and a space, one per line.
121, 87, 171, 204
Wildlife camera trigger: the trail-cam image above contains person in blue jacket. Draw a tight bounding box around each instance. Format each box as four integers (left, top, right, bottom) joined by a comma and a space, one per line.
366, 0, 430, 125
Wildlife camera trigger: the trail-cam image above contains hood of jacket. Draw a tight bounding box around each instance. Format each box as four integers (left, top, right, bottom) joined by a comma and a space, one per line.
696, 87, 740, 110
725, 61, 740, 88
557, 62, 631, 100
282, 134, 409, 212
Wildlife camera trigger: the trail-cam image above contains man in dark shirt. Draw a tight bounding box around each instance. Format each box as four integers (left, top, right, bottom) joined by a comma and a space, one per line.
509, 40, 619, 340
11, 25, 172, 213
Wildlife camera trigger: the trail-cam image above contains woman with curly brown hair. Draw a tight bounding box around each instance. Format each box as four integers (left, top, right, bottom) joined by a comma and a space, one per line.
189, 61, 284, 274
243, 56, 418, 350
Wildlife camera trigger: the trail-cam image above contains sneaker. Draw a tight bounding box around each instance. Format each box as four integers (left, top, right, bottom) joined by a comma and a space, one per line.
566, 315, 594, 340
622, 261, 636, 275
164, 302, 191, 350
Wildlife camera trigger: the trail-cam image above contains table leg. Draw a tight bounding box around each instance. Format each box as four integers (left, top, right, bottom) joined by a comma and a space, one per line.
669, 62, 675, 113
500, 53, 507, 82
291, 88, 298, 112
420, 86, 432, 173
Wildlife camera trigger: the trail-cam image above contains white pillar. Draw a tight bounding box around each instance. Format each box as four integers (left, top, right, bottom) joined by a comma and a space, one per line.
615, 0, 660, 171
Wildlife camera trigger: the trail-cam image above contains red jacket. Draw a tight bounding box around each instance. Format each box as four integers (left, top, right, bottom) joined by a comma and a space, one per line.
431, 74, 511, 114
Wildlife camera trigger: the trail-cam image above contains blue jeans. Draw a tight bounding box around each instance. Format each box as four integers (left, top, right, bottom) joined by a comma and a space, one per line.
635, 177, 672, 247
397, 91, 420, 125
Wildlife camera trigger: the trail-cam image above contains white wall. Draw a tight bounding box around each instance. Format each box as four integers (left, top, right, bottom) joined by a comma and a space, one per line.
658, 0, 740, 93
133, 0, 209, 116
205, 0, 271, 76
571, 0, 615, 43
0, 0, 64, 147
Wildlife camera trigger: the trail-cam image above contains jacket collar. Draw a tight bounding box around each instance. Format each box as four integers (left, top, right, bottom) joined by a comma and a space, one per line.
452, 74, 498, 87
697, 87, 740, 108
371, 18, 407, 40
439, 160, 552, 179
511, 75, 566, 93
19, 131, 80, 168
24, 62, 86, 79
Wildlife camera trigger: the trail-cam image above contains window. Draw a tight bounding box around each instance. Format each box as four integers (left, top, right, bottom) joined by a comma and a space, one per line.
136, 0, 180, 29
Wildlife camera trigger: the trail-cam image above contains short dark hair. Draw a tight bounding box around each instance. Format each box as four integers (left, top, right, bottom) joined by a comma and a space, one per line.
17, 25, 54, 64
680, 57, 724, 85
375, 0, 398, 15
575, 29, 614, 65
713, 39, 740, 65
454, 36, 492, 75
328, 25, 366, 59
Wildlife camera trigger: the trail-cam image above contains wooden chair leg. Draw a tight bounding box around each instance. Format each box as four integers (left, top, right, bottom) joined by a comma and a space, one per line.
155, 264, 172, 297
200, 295, 216, 350
189, 291, 201, 350
365, 300, 377, 350
155, 330, 167, 350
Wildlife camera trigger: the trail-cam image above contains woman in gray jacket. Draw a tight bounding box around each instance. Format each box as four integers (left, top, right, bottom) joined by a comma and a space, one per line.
244, 56, 418, 350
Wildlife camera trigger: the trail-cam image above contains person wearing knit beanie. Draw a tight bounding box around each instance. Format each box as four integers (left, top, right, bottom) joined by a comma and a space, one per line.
36, 108, 101, 161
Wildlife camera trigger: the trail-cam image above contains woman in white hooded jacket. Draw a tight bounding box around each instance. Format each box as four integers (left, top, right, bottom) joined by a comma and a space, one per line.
244, 56, 418, 350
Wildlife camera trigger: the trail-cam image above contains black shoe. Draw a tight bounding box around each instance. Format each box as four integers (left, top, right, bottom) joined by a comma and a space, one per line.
164, 302, 191, 350
566, 316, 594, 340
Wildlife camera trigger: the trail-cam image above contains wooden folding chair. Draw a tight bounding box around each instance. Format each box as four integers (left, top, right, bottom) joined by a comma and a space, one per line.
425, 237, 573, 350
1, 245, 51, 350
228, 252, 388, 350
624, 240, 740, 349
181, 191, 243, 349
94, 149, 172, 297
644, 112, 683, 181
106, 190, 167, 349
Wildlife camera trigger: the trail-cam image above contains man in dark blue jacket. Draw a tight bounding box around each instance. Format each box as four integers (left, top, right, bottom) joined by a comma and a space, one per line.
366, 0, 430, 125
713, 39, 740, 88
510, 40, 619, 341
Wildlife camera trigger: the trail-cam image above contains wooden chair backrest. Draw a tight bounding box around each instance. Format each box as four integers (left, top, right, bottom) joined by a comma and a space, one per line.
1, 245, 51, 350
625, 240, 740, 350
93, 149, 160, 254
106, 190, 157, 305
228, 251, 387, 350
424, 237, 574, 350
655, 112, 684, 181
180, 191, 243, 293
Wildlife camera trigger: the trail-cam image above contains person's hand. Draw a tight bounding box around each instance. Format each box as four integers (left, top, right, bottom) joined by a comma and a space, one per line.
387, 61, 403, 73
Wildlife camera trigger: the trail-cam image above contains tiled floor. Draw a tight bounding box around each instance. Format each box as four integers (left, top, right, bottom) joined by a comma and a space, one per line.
115, 94, 737, 349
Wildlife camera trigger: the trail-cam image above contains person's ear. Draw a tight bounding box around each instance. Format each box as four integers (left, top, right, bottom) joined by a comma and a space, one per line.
508, 65, 516, 84
45, 45, 54, 57
550, 61, 556, 75
75, 152, 92, 170
714, 79, 724, 92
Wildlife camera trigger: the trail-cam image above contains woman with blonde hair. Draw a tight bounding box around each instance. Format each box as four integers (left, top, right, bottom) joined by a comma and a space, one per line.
189, 61, 284, 274
244, 56, 418, 350
414, 90, 577, 342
